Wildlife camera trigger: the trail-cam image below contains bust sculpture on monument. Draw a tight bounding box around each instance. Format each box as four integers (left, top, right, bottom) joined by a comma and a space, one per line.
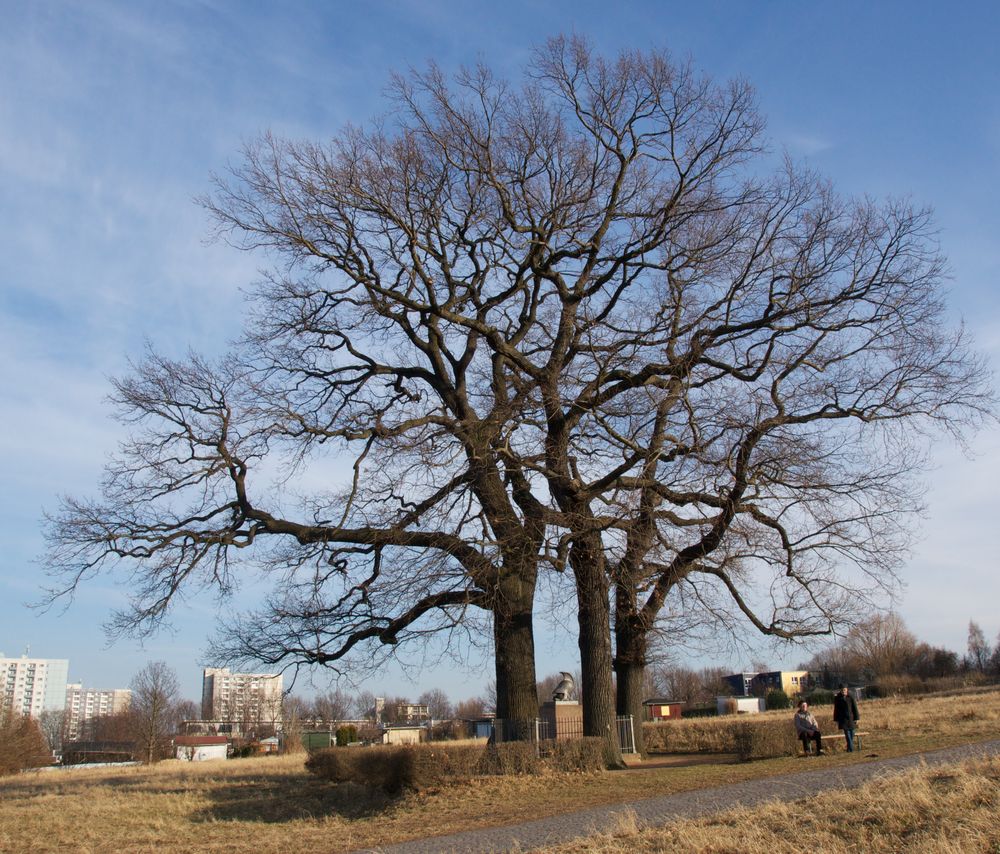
552, 671, 575, 702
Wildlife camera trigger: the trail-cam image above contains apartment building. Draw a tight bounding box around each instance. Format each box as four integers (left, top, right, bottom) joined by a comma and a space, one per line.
64, 683, 132, 739
201, 667, 283, 725
393, 702, 430, 723
1, 653, 69, 717
723, 669, 812, 698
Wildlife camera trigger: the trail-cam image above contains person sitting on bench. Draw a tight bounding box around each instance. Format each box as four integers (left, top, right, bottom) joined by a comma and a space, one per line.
794, 699, 824, 755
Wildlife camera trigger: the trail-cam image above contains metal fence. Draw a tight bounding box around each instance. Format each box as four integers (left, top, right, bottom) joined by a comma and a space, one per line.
488, 715, 636, 754
617, 714, 636, 754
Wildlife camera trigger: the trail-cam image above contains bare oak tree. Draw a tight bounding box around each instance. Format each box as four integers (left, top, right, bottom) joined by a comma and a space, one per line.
45, 36, 992, 761
311, 687, 353, 725
967, 621, 992, 674
130, 661, 180, 763
37, 709, 67, 754
842, 613, 920, 680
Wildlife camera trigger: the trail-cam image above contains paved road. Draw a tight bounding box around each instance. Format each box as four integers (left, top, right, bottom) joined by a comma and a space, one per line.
346, 738, 1000, 854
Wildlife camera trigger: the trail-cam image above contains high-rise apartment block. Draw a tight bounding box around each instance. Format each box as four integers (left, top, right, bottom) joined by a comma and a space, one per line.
201, 667, 283, 723
64, 683, 132, 739
1, 653, 69, 717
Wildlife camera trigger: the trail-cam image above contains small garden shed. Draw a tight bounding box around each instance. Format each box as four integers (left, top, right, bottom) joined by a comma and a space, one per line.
642, 698, 684, 721
174, 735, 229, 761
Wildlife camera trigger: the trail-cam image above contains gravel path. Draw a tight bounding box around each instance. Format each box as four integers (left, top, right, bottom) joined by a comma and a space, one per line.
347, 738, 1000, 854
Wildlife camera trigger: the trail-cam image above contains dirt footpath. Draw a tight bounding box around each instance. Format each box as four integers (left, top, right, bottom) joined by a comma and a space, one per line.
347, 738, 1000, 854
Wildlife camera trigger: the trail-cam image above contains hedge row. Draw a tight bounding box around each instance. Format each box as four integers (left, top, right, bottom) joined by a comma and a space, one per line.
306, 737, 606, 793
642, 718, 739, 754
730, 718, 800, 761
543, 736, 606, 772
643, 717, 801, 760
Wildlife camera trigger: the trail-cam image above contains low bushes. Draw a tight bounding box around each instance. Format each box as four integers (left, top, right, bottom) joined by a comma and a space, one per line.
868, 674, 989, 698
644, 716, 800, 760
680, 705, 718, 718
544, 737, 606, 772
765, 689, 791, 710
731, 718, 799, 761
643, 718, 738, 754
306, 742, 483, 793
335, 725, 358, 746
481, 741, 539, 776
306, 737, 607, 793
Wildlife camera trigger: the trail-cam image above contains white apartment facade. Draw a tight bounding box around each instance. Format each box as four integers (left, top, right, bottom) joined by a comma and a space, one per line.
201, 668, 283, 728
64, 683, 132, 739
1, 653, 69, 718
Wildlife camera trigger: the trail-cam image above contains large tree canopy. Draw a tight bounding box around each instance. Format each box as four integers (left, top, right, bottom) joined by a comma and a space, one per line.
45, 36, 992, 759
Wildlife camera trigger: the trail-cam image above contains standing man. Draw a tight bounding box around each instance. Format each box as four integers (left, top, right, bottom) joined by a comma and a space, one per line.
833, 684, 860, 752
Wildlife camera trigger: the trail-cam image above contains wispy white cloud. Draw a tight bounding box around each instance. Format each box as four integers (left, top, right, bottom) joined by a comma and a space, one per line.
783, 132, 835, 157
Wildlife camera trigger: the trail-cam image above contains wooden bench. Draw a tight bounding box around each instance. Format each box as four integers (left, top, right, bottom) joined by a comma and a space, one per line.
803, 731, 869, 754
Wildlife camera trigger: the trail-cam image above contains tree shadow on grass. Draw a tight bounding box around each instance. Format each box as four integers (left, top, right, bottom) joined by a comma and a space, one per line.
193, 771, 398, 824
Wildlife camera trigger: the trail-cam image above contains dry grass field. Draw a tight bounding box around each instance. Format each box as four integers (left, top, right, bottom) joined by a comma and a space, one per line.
1, 687, 998, 854
645, 682, 1000, 756
543, 754, 1000, 853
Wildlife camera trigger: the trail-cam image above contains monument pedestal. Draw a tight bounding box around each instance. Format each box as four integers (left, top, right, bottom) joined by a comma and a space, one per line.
539, 699, 583, 740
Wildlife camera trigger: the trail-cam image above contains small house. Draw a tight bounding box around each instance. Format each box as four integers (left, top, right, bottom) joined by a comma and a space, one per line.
723, 670, 811, 698
717, 696, 766, 715
381, 726, 424, 746
469, 717, 495, 739
175, 735, 229, 761
642, 698, 684, 721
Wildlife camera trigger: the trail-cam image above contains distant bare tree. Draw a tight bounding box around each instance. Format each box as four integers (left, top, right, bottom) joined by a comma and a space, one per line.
453, 696, 488, 719
843, 613, 919, 680
910, 643, 960, 680
353, 690, 377, 722
173, 699, 199, 724
37, 709, 66, 754
646, 666, 702, 705
281, 695, 307, 753
482, 680, 497, 714
312, 687, 353, 724
967, 621, 992, 674
645, 665, 728, 706
90, 710, 135, 742
418, 688, 453, 720
130, 661, 180, 763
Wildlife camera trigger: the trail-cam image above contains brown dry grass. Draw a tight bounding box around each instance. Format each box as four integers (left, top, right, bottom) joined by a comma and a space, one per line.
1, 688, 998, 853
644, 683, 1000, 755
540, 754, 1000, 852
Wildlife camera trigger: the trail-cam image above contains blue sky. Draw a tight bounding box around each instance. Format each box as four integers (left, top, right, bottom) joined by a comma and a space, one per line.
2, 0, 999, 703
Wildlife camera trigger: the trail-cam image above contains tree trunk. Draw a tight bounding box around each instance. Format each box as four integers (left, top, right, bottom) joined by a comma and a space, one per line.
571, 538, 623, 767
614, 610, 649, 757
492, 572, 539, 737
